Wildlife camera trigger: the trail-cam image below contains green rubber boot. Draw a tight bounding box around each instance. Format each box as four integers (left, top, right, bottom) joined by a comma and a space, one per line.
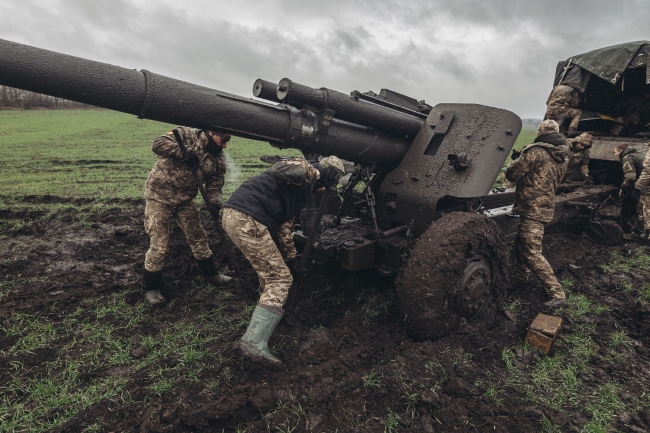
235, 305, 284, 367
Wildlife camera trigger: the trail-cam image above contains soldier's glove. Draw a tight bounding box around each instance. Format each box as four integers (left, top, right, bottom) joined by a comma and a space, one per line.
183, 152, 200, 170
632, 188, 642, 202
207, 200, 222, 215
582, 174, 594, 184
315, 166, 340, 190
511, 149, 521, 160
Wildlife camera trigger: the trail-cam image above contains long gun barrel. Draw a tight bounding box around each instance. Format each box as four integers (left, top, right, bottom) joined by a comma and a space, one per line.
0, 39, 411, 166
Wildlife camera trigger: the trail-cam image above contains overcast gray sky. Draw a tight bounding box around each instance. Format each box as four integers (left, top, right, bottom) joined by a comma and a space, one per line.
0, 0, 648, 118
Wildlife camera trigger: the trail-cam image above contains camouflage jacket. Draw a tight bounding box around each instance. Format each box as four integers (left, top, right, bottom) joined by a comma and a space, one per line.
144, 127, 226, 207
566, 143, 590, 178
619, 147, 646, 190
546, 85, 581, 109
505, 137, 569, 224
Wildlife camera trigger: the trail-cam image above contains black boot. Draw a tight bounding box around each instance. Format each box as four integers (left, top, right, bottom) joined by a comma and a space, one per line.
196, 255, 233, 286
142, 269, 166, 306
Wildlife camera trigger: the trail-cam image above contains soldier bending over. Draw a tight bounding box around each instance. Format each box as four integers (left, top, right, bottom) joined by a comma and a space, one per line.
223, 156, 344, 367
565, 133, 593, 183
506, 120, 569, 308
142, 127, 233, 306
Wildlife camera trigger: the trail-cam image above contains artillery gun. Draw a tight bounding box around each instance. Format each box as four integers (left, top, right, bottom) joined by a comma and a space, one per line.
0, 39, 617, 340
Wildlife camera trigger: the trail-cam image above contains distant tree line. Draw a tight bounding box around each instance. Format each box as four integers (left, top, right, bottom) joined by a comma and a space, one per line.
0, 86, 94, 109
522, 118, 543, 127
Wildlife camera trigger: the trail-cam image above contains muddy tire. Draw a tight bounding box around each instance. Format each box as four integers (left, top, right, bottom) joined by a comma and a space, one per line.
396, 212, 510, 341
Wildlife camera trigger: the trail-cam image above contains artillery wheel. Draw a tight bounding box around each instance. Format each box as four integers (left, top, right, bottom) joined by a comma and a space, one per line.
396, 212, 510, 341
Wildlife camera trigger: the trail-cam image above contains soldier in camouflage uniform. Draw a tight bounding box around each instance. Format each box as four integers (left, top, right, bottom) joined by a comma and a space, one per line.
142, 126, 233, 306
634, 146, 650, 240
564, 133, 593, 183
614, 143, 647, 236
223, 156, 345, 366
505, 120, 569, 308
545, 84, 583, 137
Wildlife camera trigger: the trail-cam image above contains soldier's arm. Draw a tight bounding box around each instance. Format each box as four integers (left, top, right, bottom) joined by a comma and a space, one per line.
505, 148, 539, 182
151, 130, 184, 160
272, 159, 320, 185
621, 157, 638, 189
277, 219, 297, 259
635, 152, 650, 192
204, 153, 226, 207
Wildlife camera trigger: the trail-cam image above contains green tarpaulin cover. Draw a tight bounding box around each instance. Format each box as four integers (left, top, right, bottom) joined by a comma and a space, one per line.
555, 41, 650, 87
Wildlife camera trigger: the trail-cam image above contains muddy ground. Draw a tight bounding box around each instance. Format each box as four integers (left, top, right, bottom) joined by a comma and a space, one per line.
2, 197, 650, 432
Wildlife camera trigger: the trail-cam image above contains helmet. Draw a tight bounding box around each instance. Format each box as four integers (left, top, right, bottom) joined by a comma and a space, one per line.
319, 156, 345, 176
537, 120, 559, 135
574, 132, 593, 147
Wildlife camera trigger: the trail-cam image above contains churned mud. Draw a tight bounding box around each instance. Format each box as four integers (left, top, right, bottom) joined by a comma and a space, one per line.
2, 198, 650, 432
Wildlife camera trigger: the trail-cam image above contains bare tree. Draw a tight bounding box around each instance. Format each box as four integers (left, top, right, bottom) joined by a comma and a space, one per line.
0, 86, 94, 109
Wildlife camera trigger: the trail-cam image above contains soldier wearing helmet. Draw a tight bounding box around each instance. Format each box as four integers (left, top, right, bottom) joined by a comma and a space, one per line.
142, 127, 233, 306
505, 120, 569, 308
222, 156, 345, 367
565, 133, 593, 183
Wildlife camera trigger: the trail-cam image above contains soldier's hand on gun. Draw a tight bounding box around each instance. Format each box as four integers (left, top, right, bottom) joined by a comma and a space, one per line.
320, 166, 340, 188
511, 149, 521, 160
582, 174, 594, 184
183, 152, 200, 170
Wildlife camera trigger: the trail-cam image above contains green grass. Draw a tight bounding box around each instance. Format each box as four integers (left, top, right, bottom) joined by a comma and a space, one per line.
513, 126, 538, 153
0, 109, 300, 204
0, 287, 244, 432
488, 282, 630, 432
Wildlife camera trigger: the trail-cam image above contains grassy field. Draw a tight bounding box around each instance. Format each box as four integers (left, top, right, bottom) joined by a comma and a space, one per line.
0, 109, 300, 201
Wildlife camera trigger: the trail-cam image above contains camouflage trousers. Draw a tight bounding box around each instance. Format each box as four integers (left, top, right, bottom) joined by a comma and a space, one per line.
222, 208, 293, 308
546, 105, 582, 136
514, 217, 565, 299
641, 195, 650, 231
144, 200, 213, 272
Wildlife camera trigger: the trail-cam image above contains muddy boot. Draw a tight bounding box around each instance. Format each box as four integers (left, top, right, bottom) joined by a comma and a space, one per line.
142, 269, 166, 306
543, 297, 567, 308
196, 255, 232, 286
543, 283, 566, 309
235, 305, 284, 367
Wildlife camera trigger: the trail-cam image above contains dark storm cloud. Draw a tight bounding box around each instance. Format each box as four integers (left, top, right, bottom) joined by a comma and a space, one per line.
1, 0, 649, 117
